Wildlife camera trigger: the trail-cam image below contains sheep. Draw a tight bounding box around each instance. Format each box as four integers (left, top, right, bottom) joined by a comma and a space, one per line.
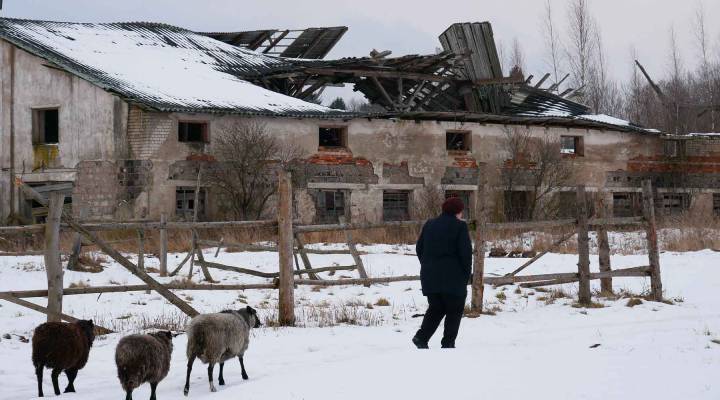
183, 306, 262, 396
115, 331, 174, 400
31, 319, 96, 397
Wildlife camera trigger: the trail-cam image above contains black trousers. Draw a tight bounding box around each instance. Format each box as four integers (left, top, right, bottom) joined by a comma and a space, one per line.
415, 293, 466, 347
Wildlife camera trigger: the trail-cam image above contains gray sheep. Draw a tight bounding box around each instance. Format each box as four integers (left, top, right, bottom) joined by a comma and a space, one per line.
183, 306, 262, 396
115, 331, 173, 400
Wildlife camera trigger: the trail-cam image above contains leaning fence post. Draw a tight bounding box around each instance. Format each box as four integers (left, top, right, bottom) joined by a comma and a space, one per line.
159, 213, 168, 277
44, 191, 65, 322
339, 216, 370, 285
576, 185, 591, 305
277, 169, 295, 326
641, 180, 663, 301
471, 179, 487, 314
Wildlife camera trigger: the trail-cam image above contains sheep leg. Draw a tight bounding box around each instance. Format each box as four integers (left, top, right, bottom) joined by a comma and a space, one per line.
207, 363, 217, 392
149, 382, 158, 400
218, 363, 225, 386
50, 368, 61, 396
35, 364, 44, 397
125, 389, 133, 400
239, 356, 249, 380
63, 368, 78, 392
183, 355, 195, 397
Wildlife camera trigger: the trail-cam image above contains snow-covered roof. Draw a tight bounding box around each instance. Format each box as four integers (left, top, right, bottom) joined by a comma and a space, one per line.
0, 18, 347, 117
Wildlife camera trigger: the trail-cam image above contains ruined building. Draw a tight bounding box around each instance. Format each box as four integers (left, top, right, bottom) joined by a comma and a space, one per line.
0, 18, 719, 225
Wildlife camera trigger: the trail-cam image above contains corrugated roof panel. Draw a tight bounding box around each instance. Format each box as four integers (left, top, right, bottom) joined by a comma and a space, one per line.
0, 18, 349, 116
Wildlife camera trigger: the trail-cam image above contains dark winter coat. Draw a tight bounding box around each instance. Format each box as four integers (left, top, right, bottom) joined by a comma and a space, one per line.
416, 213, 473, 296
32, 320, 95, 371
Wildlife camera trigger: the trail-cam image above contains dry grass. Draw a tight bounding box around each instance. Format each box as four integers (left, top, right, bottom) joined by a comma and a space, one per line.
374, 298, 391, 307
91, 311, 190, 333
626, 298, 644, 307
571, 301, 605, 309
262, 301, 385, 328
68, 280, 90, 289
495, 292, 507, 301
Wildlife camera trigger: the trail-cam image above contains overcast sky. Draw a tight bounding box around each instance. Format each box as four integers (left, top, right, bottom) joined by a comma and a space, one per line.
3, 0, 719, 103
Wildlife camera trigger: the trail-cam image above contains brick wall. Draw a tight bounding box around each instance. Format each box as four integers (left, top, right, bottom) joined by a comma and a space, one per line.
127, 106, 173, 159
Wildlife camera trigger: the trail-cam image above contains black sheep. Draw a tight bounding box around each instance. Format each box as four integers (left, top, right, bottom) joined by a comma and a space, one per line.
115, 331, 174, 400
31, 319, 96, 397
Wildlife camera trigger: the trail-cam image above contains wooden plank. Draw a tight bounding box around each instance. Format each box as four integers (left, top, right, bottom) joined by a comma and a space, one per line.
44, 191, 64, 322
294, 275, 420, 287
0, 294, 113, 334
15, 178, 200, 317
576, 185, 592, 304
294, 233, 320, 280
520, 278, 579, 288
505, 231, 574, 277
1, 283, 277, 298
471, 178, 487, 313
0, 220, 278, 235
196, 260, 277, 278
642, 180, 663, 301
371, 76, 395, 109
339, 216, 369, 284
277, 169, 295, 326
159, 213, 168, 277
66, 207, 85, 271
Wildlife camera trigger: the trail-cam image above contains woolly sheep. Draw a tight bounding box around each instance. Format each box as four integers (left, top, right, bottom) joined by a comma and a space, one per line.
115, 331, 174, 400
183, 306, 262, 396
32, 319, 96, 397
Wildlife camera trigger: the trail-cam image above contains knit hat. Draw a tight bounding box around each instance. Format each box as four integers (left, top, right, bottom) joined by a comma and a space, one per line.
442, 197, 465, 215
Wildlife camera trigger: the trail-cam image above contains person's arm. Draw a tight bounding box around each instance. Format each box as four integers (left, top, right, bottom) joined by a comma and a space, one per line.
457, 221, 473, 278
416, 222, 426, 262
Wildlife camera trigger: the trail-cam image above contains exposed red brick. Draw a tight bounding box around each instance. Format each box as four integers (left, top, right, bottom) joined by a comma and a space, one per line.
186, 153, 216, 162
628, 155, 720, 173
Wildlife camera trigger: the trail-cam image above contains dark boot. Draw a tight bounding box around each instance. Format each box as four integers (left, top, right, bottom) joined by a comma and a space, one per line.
412, 335, 429, 349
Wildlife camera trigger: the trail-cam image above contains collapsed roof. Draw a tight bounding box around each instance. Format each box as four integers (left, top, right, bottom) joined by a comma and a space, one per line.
0, 18, 655, 133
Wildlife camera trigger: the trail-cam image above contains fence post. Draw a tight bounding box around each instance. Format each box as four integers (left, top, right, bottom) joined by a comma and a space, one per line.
159, 213, 168, 277
471, 178, 487, 314
597, 198, 612, 293
576, 185, 591, 305
641, 180, 663, 301
44, 191, 65, 322
339, 216, 369, 285
277, 169, 295, 326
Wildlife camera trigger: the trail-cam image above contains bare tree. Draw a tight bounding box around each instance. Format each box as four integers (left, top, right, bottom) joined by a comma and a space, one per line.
509, 37, 526, 78
414, 186, 446, 220
500, 126, 574, 220
541, 0, 563, 91
206, 121, 304, 220
565, 0, 596, 100
694, 1, 709, 68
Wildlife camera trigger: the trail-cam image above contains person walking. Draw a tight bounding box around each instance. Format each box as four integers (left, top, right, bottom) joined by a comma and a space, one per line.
412, 196, 472, 349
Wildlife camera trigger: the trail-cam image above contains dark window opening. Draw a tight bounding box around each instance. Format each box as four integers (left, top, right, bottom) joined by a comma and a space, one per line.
445, 190, 471, 219
319, 127, 346, 148
504, 190, 530, 222
176, 187, 206, 220
383, 191, 410, 221
660, 193, 689, 216
556, 192, 577, 219
613, 192, 642, 217
178, 121, 208, 143
446, 131, 471, 151
714, 194, 720, 216
32, 108, 59, 144
561, 136, 583, 156
316, 190, 346, 223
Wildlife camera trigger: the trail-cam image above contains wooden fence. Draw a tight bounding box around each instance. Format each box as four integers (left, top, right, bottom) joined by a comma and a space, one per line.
0, 173, 663, 329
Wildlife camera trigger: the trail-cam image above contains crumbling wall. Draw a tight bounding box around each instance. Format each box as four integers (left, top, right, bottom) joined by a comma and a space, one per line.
127, 106, 174, 159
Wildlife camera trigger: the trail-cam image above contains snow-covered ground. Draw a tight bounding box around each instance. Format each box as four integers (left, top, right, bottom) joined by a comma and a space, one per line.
0, 244, 719, 399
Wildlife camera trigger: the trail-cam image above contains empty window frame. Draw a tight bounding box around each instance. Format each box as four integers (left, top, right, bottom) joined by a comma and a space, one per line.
319, 126, 346, 148
383, 190, 410, 221
560, 136, 583, 156
178, 121, 209, 143
316, 190, 346, 223
176, 187, 206, 220
445, 190, 472, 219
504, 190, 530, 222
659, 193, 689, 216
613, 192, 642, 217
446, 130, 471, 151
32, 108, 59, 144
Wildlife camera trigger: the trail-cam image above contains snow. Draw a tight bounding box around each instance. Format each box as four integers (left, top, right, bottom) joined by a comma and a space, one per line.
578, 113, 631, 126
1, 242, 719, 399
0, 19, 336, 115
